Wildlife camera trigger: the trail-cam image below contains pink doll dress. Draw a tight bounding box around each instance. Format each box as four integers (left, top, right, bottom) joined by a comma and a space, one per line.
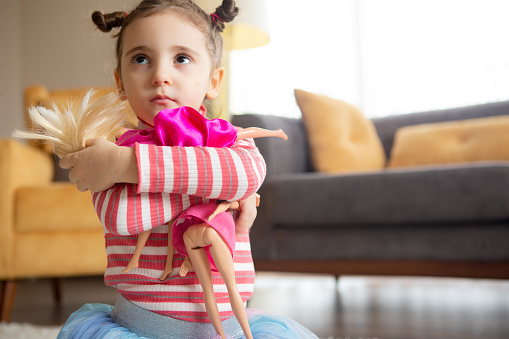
172, 201, 236, 271
116, 106, 238, 271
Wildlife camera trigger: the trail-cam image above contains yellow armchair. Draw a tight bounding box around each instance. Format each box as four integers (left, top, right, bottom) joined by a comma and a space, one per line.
0, 86, 114, 322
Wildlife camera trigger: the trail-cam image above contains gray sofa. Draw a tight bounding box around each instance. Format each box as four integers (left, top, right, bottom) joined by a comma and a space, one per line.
232, 101, 509, 279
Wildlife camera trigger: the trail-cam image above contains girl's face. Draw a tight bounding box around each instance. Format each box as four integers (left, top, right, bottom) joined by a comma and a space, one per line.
116, 12, 223, 125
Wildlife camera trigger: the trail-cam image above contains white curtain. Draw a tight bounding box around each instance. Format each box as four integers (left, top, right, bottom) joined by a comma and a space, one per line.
229, 0, 509, 118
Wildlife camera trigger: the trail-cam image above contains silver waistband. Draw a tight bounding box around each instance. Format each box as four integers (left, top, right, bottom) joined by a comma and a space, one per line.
111, 294, 243, 339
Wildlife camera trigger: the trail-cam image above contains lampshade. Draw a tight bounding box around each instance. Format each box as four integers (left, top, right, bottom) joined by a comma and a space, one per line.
194, 0, 270, 50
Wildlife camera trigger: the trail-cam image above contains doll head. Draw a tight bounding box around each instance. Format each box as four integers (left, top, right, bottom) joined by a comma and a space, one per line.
92, 0, 238, 123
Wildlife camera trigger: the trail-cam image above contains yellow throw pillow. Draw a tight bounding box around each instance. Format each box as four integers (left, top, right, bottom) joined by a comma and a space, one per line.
388, 115, 509, 168
294, 89, 386, 173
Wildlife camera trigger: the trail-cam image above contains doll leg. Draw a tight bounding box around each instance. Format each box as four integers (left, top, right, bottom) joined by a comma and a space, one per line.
236, 127, 288, 141
179, 200, 240, 277
184, 224, 253, 339
122, 230, 151, 273
204, 228, 253, 339
180, 202, 240, 277
183, 225, 226, 339
160, 222, 176, 280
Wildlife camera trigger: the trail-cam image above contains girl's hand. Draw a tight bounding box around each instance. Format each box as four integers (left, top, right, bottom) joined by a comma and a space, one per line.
234, 193, 259, 233
59, 138, 138, 193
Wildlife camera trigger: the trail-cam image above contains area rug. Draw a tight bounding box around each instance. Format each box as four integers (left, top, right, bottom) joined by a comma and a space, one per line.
0, 322, 62, 339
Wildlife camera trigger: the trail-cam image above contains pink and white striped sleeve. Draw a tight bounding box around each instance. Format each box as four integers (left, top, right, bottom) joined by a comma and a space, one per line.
135, 138, 266, 200
92, 137, 266, 236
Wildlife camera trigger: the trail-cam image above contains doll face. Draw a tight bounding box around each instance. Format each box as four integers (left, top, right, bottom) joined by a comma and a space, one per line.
116, 12, 223, 125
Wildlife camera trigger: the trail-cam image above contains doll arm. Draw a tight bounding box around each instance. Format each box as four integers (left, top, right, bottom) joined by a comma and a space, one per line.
236, 127, 287, 141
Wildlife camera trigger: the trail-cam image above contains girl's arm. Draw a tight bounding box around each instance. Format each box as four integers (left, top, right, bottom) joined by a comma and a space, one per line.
135, 137, 266, 200
89, 137, 265, 236
60, 136, 265, 199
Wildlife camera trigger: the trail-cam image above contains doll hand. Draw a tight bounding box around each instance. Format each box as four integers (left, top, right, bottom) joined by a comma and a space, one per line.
234, 193, 259, 233
207, 201, 240, 222
59, 138, 138, 192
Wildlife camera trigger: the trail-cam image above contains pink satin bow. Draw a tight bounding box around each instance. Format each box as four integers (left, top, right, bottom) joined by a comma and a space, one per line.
116, 106, 237, 148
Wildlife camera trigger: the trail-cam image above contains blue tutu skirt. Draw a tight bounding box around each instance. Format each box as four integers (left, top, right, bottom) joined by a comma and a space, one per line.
57, 296, 318, 339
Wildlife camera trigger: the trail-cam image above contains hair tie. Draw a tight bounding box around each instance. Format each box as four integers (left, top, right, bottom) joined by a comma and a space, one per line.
210, 13, 223, 24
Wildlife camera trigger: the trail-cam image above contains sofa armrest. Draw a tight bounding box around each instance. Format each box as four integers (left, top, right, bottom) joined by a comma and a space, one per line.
0, 139, 54, 189
0, 139, 54, 276
0, 138, 54, 225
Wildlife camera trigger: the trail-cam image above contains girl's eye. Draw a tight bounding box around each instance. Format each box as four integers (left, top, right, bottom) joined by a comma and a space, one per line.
175, 55, 191, 65
133, 55, 149, 64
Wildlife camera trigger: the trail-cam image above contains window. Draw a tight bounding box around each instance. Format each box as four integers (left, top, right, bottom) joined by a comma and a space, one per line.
229, 0, 509, 118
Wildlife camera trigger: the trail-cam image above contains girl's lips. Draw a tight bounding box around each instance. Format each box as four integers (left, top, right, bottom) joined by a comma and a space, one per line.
151, 95, 175, 105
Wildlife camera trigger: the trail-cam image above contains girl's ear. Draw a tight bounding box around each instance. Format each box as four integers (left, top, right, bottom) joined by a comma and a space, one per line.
206, 67, 224, 100
114, 70, 127, 101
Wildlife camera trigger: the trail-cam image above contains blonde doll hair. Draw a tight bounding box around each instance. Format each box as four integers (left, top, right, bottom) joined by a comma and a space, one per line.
14, 90, 132, 158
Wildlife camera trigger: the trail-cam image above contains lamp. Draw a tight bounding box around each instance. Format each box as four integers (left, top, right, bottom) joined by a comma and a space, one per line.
194, 0, 270, 118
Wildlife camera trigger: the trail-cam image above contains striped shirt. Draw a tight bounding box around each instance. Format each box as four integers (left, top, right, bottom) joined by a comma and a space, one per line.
92, 137, 266, 322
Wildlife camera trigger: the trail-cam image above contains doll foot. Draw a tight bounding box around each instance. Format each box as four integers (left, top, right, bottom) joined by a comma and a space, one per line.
179, 260, 193, 277
122, 261, 139, 273
159, 268, 173, 281
276, 129, 288, 140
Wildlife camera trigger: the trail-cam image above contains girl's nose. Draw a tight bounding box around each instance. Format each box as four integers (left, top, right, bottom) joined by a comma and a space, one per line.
152, 64, 173, 86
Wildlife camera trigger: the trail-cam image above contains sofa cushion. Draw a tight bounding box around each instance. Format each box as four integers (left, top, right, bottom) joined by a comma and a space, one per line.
389, 115, 509, 168
372, 100, 509, 159
273, 223, 509, 261
294, 89, 386, 173
263, 162, 509, 226
15, 183, 103, 232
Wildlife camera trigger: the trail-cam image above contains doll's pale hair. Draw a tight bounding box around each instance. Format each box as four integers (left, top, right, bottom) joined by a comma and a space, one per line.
13, 90, 132, 158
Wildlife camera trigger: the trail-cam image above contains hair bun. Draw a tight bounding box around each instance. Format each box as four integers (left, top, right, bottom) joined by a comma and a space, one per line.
92, 11, 126, 32
212, 0, 239, 31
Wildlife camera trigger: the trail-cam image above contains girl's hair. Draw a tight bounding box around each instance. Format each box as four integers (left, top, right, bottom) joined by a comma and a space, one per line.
92, 0, 239, 73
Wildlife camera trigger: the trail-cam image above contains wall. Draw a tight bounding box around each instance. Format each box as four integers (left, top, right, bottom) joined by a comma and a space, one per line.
0, 0, 138, 137
0, 2, 23, 137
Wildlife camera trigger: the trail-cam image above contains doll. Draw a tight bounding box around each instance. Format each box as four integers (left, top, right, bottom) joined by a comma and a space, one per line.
111, 105, 287, 339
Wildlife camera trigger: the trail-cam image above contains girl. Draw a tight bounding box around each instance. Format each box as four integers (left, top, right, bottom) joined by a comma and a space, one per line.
117, 106, 287, 281
55, 0, 317, 338
115, 105, 288, 339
